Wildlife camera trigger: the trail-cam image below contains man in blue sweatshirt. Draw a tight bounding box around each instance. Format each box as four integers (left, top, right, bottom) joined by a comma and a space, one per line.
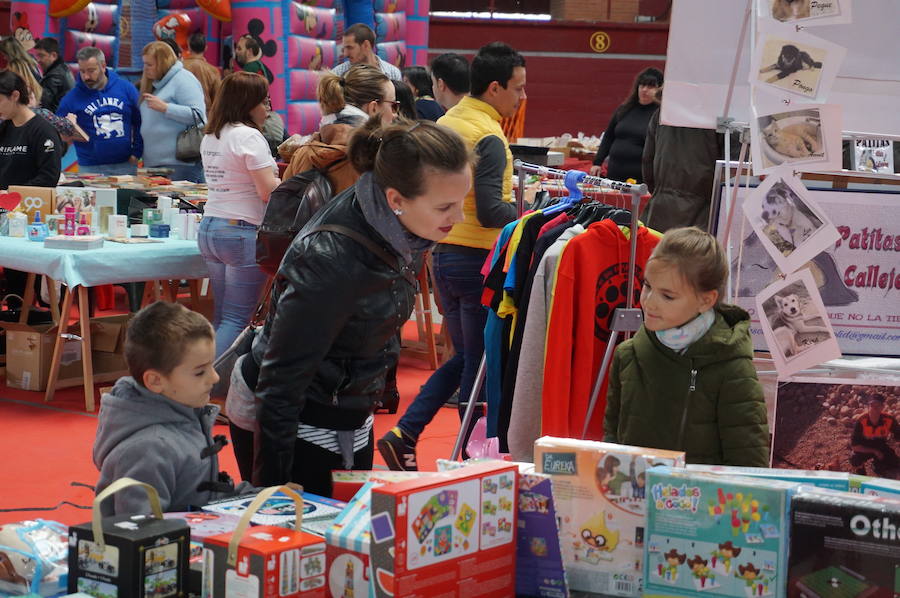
57, 47, 142, 175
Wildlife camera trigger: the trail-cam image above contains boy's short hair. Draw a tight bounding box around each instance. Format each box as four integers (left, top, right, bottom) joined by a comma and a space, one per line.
430, 53, 470, 95
125, 301, 214, 384
470, 42, 525, 97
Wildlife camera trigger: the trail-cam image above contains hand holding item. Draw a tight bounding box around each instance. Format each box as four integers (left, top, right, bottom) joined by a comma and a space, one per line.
589, 165, 603, 177
143, 93, 169, 113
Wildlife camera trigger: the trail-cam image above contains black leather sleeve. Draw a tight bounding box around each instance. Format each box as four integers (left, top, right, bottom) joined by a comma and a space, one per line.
254, 232, 359, 485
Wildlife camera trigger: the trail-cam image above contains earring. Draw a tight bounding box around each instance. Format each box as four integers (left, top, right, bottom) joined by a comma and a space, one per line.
393, 208, 404, 216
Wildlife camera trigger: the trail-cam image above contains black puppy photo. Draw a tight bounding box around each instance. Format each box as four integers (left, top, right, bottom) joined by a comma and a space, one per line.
760, 44, 823, 82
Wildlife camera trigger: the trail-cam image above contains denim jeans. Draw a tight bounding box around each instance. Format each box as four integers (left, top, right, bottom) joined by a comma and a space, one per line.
198, 217, 268, 357
397, 250, 487, 439
79, 162, 136, 175
165, 162, 206, 183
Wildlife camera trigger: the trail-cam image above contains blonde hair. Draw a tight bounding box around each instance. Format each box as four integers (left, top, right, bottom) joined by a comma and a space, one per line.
139, 41, 178, 98
648, 227, 728, 302
318, 64, 389, 115
0, 37, 41, 105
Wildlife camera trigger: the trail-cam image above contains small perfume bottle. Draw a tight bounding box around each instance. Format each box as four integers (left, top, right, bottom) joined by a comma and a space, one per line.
63, 205, 77, 236
76, 214, 91, 236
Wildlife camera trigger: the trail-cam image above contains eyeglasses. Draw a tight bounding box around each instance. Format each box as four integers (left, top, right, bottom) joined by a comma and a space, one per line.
374, 99, 401, 114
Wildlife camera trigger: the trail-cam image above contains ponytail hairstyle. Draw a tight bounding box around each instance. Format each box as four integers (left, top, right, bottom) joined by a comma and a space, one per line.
318, 64, 389, 115
348, 116, 473, 199
647, 227, 728, 304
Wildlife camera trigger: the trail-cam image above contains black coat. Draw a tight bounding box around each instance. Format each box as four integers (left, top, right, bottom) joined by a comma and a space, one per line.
252, 187, 419, 485
40, 58, 75, 113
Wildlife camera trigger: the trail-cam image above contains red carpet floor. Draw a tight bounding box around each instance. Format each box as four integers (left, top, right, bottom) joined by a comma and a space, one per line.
0, 343, 461, 526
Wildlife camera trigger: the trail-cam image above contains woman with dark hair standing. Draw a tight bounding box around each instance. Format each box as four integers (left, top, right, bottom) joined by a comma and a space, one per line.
590, 66, 663, 183
250, 118, 472, 495
402, 65, 444, 121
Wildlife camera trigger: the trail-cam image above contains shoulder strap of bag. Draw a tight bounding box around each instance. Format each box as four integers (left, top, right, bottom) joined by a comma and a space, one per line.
303, 224, 417, 286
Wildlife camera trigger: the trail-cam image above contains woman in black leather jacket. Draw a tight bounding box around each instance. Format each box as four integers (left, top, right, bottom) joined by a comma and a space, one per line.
250, 118, 472, 494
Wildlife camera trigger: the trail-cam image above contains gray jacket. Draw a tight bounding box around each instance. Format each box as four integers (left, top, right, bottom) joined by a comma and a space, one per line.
93, 377, 253, 515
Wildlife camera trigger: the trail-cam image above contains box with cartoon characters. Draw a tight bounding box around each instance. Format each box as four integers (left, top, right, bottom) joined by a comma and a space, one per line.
368, 461, 518, 598
533, 437, 685, 597
644, 467, 796, 598
788, 487, 900, 598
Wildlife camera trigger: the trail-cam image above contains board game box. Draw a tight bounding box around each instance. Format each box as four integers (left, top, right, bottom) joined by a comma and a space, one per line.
534, 437, 686, 597
849, 475, 900, 500
203, 491, 345, 530
686, 465, 850, 491
644, 466, 797, 598
788, 487, 900, 598
368, 461, 518, 598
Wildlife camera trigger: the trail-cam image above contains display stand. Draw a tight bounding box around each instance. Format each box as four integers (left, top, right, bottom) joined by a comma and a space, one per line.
450, 162, 648, 458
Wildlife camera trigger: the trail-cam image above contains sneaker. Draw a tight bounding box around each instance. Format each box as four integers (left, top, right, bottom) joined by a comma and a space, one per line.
377, 427, 418, 471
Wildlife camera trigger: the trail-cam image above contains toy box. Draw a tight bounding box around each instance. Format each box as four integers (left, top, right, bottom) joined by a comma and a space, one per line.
203, 486, 327, 598
325, 480, 385, 598
164, 512, 243, 594
437, 459, 569, 598
368, 461, 519, 598
67, 478, 191, 598
331, 470, 429, 503
6, 185, 54, 223
849, 474, 900, 500
534, 437, 685, 597
203, 491, 345, 534
687, 465, 850, 491
644, 467, 797, 598
788, 487, 900, 598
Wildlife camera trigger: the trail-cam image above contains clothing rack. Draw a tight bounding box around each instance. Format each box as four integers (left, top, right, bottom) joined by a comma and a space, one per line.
450, 162, 649, 459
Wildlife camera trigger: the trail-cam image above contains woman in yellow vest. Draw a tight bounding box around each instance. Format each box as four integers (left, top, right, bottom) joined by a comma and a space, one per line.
378, 42, 527, 470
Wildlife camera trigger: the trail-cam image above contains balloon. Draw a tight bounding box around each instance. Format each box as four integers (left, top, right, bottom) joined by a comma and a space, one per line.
153, 12, 192, 53
198, 0, 231, 22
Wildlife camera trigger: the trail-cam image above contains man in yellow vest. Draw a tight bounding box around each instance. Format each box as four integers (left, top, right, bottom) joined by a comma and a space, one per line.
378, 42, 526, 471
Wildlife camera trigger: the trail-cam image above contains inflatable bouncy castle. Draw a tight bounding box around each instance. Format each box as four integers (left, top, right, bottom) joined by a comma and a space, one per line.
10, 0, 430, 135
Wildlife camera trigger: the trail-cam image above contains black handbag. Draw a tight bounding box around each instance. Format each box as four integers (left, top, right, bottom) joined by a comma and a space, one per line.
176, 107, 205, 163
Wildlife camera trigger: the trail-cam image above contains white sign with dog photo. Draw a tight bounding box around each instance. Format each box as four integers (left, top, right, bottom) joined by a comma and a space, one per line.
757, 269, 842, 378
758, 0, 853, 27
750, 30, 847, 103
750, 103, 843, 174
742, 169, 840, 274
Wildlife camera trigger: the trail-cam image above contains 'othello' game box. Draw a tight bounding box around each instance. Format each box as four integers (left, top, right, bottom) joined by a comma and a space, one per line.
788, 487, 900, 598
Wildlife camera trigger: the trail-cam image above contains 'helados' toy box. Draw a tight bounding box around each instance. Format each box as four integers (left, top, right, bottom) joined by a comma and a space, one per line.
788, 487, 900, 598
534, 436, 685, 597
644, 467, 796, 598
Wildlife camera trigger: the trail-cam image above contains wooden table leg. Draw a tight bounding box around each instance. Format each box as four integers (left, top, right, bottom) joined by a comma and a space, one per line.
167, 280, 180, 302
45, 284, 75, 404
17, 272, 36, 324
47, 277, 60, 324
78, 286, 95, 412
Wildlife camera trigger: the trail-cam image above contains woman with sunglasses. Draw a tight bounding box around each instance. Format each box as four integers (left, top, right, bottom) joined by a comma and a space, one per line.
282, 64, 396, 189
199, 71, 280, 364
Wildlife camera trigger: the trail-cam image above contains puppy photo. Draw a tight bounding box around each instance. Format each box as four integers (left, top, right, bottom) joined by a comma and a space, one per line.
771, 0, 810, 22
757, 38, 827, 98
760, 179, 824, 252
763, 283, 832, 359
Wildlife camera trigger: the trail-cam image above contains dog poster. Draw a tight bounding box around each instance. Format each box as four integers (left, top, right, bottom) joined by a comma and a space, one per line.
758, 0, 853, 27
742, 169, 840, 274
757, 269, 841, 377
750, 31, 846, 102
750, 104, 843, 174
772, 377, 900, 479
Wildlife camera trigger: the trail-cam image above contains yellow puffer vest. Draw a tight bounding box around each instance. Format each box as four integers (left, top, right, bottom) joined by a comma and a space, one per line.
437, 96, 514, 250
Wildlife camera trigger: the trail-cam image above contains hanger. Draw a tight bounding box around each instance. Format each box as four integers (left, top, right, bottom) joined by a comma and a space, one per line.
542, 170, 586, 216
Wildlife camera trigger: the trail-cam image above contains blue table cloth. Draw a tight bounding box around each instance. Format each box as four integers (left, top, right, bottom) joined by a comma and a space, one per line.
0, 236, 208, 287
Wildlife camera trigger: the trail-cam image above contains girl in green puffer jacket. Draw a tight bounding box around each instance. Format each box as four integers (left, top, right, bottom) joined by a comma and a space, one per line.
604, 227, 770, 466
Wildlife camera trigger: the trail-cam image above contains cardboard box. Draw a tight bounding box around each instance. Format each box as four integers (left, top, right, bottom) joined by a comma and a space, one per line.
534, 438, 686, 597
437, 460, 569, 598
6, 185, 54, 223
686, 465, 850, 491
788, 487, 900, 598
325, 480, 382, 598
68, 478, 191, 598
644, 467, 797, 598
203, 491, 345, 536
331, 470, 430, 503
369, 461, 519, 598
1, 314, 129, 391
164, 512, 244, 595
850, 474, 900, 499
203, 486, 327, 598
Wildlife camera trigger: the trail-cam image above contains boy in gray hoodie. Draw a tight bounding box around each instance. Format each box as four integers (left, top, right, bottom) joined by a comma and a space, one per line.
93, 301, 254, 515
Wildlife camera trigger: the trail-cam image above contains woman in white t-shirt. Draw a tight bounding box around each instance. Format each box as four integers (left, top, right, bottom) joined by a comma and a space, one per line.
199, 71, 280, 358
